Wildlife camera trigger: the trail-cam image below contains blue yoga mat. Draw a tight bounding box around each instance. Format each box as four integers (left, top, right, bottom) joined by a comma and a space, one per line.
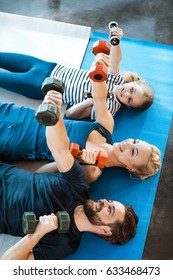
66, 32, 173, 260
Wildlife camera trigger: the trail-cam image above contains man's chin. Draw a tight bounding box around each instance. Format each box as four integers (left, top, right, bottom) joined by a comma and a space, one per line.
83, 199, 96, 222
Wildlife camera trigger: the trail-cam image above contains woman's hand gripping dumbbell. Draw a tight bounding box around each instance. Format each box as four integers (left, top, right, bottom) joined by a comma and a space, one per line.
70, 143, 108, 168
35, 77, 64, 126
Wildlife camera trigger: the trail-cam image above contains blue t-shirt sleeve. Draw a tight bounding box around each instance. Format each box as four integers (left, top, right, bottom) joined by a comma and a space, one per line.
61, 159, 90, 190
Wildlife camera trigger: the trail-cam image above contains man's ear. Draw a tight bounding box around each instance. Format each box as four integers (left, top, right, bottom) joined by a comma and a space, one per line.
97, 226, 112, 236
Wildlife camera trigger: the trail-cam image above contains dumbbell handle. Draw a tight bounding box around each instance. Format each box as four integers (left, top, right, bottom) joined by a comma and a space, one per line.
70, 143, 108, 168
84, 92, 114, 100
36, 104, 60, 126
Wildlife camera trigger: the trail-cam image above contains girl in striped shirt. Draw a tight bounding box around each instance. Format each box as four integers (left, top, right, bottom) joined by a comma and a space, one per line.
0, 26, 154, 120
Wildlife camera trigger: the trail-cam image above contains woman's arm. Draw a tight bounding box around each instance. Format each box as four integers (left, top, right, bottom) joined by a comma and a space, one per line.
65, 99, 93, 119
36, 162, 59, 173
45, 91, 74, 173
82, 165, 102, 183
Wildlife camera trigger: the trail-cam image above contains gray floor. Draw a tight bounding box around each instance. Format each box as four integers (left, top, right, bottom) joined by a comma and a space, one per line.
0, 0, 173, 259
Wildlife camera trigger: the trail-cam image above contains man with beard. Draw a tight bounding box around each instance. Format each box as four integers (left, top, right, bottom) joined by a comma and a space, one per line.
0, 91, 138, 260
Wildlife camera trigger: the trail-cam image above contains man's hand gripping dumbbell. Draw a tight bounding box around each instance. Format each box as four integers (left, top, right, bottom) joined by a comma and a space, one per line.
35, 77, 64, 126
22, 211, 70, 235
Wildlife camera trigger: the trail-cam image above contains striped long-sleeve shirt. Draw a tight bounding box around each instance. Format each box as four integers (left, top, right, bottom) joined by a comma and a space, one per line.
51, 64, 124, 120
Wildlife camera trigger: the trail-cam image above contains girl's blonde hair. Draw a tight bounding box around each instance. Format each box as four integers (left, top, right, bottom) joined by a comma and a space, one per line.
134, 145, 161, 180
122, 71, 141, 83
121, 71, 154, 110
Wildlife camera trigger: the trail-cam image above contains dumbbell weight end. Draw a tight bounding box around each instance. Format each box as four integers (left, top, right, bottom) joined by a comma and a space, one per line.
35, 104, 60, 126
41, 77, 64, 96
89, 64, 108, 82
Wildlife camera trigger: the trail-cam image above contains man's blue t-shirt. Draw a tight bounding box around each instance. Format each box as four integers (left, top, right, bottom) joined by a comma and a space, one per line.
0, 159, 90, 259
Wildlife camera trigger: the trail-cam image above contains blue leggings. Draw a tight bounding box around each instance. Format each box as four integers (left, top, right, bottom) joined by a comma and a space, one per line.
0, 52, 56, 99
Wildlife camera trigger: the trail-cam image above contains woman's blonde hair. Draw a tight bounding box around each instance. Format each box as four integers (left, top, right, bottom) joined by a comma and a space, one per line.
134, 145, 161, 180
121, 71, 154, 110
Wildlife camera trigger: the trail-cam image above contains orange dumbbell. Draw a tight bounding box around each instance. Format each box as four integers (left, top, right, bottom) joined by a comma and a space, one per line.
89, 40, 110, 82
70, 143, 108, 168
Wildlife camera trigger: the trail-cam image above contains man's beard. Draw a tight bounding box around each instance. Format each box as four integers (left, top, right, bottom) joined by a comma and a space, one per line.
83, 199, 102, 225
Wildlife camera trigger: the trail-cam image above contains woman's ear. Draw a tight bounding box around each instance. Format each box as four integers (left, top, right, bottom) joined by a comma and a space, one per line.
126, 165, 136, 173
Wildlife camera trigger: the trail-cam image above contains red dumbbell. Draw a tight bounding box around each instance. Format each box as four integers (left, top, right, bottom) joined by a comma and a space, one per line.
89, 40, 110, 82
70, 143, 108, 168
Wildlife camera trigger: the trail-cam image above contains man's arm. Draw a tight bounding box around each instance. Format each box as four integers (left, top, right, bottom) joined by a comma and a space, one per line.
0, 235, 38, 260
0, 214, 58, 260
35, 151, 102, 183
1, 92, 75, 260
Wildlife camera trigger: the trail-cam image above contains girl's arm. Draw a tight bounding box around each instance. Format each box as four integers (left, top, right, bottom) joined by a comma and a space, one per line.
109, 26, 123, 74
90, 54, 114, 134
65, 99, 93, 119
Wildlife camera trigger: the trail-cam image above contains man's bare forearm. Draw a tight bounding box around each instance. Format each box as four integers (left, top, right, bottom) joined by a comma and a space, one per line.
0, 233, 42, 260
